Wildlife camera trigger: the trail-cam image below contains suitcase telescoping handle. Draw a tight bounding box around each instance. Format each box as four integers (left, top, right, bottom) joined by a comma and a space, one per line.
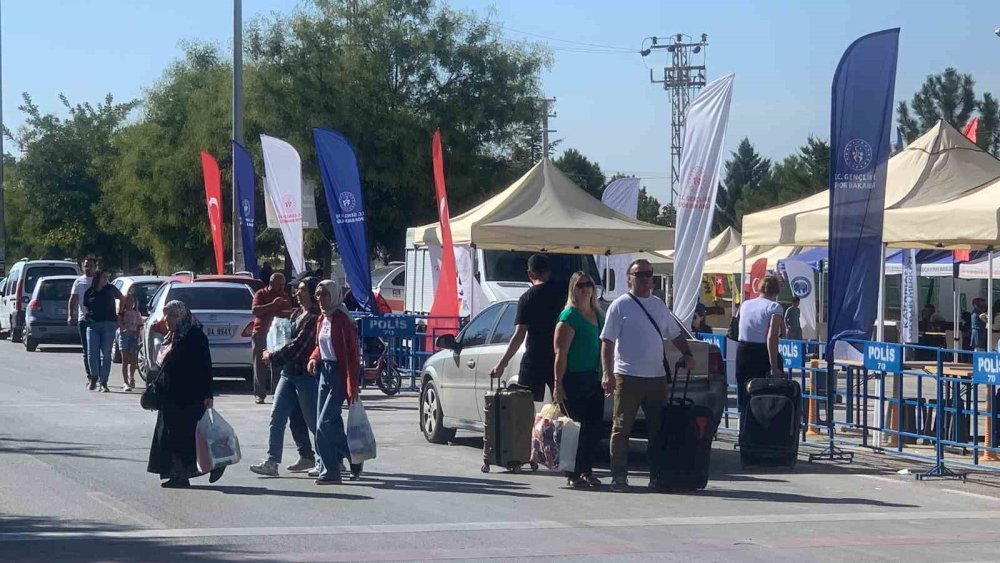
668, 360, 694, 406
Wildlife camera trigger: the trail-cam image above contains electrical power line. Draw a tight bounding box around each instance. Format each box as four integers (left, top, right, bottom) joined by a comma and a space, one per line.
500, 25, 637, 53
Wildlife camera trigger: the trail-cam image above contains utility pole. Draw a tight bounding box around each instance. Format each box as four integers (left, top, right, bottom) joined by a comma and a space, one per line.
641, 33, 708, 201
232, 0, 244, 274
0, 2, 5, 275
539, 97, 557, 159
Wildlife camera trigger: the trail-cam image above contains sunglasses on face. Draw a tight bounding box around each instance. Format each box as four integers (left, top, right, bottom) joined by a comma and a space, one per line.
630, 270, 654, 279
576, 281, 595, 289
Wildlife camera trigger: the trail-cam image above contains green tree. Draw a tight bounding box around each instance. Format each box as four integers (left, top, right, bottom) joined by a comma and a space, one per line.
245, 0, 550, 259
99, 46, 232, 271
979, 93, 1000, 157
11, 93, 136, 265
553, 148, 605, 198
897, 68, 978, 142
715, 138, 770, 232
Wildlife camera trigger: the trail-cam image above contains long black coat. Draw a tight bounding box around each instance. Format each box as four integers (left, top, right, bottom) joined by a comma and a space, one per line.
146, 326, 213, 478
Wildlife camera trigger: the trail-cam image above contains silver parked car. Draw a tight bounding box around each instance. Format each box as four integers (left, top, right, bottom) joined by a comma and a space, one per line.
24, 275, 80, 352
139, 281, 255, 381
418, 299, 726, 444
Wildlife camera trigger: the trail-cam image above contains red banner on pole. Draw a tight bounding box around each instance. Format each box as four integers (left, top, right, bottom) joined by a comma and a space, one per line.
201, 151, 225, 275
744, 258, 767, 301
426, 130, 460, 348
962, 117, 979, 144
714, 274, 726, 298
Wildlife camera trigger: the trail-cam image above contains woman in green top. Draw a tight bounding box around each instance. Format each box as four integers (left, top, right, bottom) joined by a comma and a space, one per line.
553, 271, 604, 489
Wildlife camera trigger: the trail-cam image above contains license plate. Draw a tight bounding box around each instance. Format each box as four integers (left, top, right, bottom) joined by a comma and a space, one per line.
206, 325, 233, 337
56, 307, 67, 316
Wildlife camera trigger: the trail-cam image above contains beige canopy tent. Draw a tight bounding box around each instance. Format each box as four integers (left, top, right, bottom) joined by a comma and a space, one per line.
648, 226, 742, 266
703, 245, 800, 275
411, 159, 674, 254
883, 175, 1000, 249
742, 121, 1000, 247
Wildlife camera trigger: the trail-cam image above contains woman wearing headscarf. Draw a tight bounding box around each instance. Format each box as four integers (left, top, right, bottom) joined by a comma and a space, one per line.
307, 280, 361, 485
146, 300, 221, 488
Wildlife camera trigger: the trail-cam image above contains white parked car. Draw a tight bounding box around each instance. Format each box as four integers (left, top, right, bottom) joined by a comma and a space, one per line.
0, 259, 82, 343
139, 281, 255, 381
418, 299, 726, 444
372, 262, 405, 313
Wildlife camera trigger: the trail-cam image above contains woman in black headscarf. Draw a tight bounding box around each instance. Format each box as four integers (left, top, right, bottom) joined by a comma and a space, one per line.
146, 300, 221, 488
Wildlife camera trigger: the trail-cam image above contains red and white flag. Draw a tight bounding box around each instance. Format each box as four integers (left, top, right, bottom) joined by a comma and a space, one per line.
200, 151, 225, 275
962, 117, 979, 144
744, 257, 767, 301
426, 130, 461, 349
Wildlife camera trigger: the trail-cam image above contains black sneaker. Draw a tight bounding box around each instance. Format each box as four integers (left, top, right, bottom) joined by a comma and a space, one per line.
349, 462, 363, 481
161, 478, 191, 489
88, 379, 97, 391
315, 475, 342, 485
610, 477, 629, 492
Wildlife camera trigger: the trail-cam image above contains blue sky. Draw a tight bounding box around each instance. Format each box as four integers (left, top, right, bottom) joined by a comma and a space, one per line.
4, 0, 1000, 205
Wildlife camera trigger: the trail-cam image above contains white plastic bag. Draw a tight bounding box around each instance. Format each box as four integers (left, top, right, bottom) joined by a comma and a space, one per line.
195, 408, 242, 473
556, 417, 580, 472
266, 318, 294, 353
347, 400, 377, 464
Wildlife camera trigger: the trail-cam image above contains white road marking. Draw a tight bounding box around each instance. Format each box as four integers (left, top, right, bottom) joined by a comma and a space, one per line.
940, 488, 1000, 502
3, 510, 1000, 543
87, 492, 166, 529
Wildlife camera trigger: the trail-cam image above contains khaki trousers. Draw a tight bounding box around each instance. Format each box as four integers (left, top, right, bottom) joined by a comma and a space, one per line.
610, 374, 669, 479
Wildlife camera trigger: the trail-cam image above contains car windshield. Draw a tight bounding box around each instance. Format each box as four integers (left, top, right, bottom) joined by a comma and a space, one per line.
371, 266, 398, 286
132, 282, 164, 316
37, 279, 74, 301
25, 266, 79, 295
482, 251, 602, 286
166, 287, 251, 311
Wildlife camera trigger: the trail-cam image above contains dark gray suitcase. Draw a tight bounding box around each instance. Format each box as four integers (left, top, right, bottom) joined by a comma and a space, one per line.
482, 382, 535, 473
739, 378, 802, 468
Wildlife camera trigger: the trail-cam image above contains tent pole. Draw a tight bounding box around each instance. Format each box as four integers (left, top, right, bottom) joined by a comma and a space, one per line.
604, 250, 611, 302
740, 245, 747, 310
989, 247, 995, 351
877, 243, 887, 342
953, 272, 959, 363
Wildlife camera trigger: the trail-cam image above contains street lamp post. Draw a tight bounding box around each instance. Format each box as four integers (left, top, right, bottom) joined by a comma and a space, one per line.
232, 0, 244, 274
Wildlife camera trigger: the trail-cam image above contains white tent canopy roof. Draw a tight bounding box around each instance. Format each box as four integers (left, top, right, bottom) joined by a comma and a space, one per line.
702, 245, 801, 275
742, 121, 1000, 247
648, 227, 741, 266
411, 159, 674, 254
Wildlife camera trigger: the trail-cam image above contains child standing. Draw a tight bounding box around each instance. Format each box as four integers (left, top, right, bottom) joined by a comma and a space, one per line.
117, 295, 143, 391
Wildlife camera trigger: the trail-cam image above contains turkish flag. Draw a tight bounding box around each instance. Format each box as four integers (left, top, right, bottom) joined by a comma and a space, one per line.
962, 117, 979, 144
954, 250, 971, 263
714, 274, 726, 297
426, 130, 461, 350
744, 258, 768, 301
201, 151, 225, 275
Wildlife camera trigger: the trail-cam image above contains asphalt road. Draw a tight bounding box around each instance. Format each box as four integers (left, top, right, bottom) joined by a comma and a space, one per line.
2, 339, 1000, 562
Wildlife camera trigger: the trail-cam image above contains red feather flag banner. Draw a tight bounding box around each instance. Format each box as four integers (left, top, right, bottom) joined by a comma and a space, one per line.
962, 117, 979, 144
201, 151, 225, 275
425, 130, 461, 349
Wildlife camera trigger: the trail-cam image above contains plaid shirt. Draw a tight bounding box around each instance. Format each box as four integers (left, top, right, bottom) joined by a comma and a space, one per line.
269, 308, 319, 374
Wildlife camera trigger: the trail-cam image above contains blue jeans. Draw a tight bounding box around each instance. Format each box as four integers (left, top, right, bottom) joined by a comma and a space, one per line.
266, 368, 319, 463
316, 361, 350, 480
87, 321, 117, 386
78, 320, 92, 378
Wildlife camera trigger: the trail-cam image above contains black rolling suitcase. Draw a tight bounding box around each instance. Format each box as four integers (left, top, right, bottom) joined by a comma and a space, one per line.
652, 367, 718, 491
739, 378, 802, 469
482, 380, 536, 473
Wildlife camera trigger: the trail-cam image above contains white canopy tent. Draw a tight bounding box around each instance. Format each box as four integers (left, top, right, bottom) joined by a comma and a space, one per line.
411, 159, 674, 254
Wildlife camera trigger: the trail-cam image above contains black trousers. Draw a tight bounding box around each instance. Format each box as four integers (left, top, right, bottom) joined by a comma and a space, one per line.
561, 371, 604, 479
736, 342, 770, 413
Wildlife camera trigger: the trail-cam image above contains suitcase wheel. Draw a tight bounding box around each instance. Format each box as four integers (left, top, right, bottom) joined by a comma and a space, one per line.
508, 463, 521, 473
481, 463, 491, 473
529, 462, 539, 472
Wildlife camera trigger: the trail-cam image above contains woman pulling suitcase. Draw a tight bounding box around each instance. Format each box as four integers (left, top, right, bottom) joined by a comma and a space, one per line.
735, 275, 785, 412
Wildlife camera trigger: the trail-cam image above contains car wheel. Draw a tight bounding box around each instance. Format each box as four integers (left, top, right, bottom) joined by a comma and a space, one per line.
420, 379, 456, 444
0, 330, 7, 341
11, 325, 23, 344
24, 336, 37, 352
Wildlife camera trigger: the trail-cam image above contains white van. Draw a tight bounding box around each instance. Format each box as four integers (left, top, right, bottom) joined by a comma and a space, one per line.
0, 259, 83, 343
403, 229, 604, 314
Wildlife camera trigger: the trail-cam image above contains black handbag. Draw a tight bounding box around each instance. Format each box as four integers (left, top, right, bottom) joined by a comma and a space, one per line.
627, 294, 673, 382
140, 376, 161, 411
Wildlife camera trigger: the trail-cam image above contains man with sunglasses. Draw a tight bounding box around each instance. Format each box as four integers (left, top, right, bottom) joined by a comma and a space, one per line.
491, 254, 567, 400
600, 259, 695, 492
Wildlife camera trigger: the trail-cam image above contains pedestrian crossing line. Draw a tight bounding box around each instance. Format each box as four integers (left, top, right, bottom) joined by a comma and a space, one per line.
3, 510, 1000, 542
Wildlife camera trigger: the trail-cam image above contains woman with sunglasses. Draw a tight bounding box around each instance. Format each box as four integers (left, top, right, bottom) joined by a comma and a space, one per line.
307, 280, 362, 485
553, 271, 605, 488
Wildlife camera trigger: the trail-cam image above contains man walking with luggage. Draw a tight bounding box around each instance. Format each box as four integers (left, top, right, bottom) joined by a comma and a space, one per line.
601, 259, 695, 492
490, 254, 566, 400
68, 257, 96, 387
252, 273, 292, 404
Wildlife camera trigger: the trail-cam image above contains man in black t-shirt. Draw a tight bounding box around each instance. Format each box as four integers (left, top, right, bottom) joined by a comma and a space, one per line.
490, 254, 568, 401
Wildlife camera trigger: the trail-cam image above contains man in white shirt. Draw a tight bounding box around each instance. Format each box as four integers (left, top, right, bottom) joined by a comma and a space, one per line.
68, 258, 96, 386
600, 259, 695, 492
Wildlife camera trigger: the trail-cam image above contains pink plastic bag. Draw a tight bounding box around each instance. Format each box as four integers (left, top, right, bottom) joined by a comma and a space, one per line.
195, 408, 241, 473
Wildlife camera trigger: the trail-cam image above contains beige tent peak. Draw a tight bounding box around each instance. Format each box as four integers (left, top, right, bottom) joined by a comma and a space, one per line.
742, 121, 1000, 247
702, 244, 800, 275
411, 159, 674, 254
649, 226, 741, 265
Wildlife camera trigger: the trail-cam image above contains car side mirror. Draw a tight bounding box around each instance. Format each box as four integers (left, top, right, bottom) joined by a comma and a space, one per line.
436, 334, 458, 350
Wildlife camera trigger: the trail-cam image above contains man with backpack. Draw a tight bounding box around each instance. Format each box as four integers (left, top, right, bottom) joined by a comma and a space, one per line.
600, 259, 694, 492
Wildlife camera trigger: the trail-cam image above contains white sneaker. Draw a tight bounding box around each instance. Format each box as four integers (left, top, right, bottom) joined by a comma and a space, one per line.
307, 466, 320, 478
249, 459, 279, 477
